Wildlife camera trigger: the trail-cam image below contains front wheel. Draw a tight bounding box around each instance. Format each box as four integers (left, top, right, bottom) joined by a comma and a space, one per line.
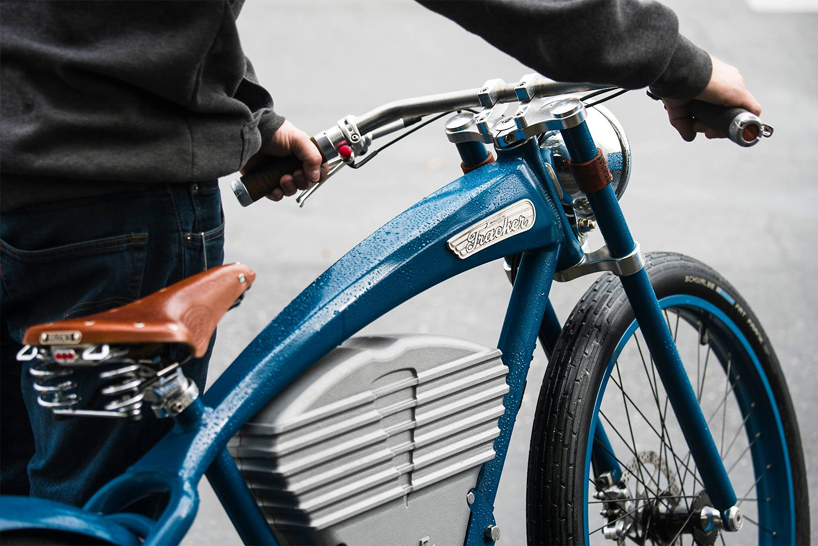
527, 253, 809, 545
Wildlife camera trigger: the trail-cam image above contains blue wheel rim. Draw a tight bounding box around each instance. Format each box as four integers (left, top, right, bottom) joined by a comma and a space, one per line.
582, 295, 795, 545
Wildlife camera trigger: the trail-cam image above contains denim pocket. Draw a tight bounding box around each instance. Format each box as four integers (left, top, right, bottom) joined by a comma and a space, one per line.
183, 222, 225, 276
190, 182, 223, 235
0, 233, 148, 342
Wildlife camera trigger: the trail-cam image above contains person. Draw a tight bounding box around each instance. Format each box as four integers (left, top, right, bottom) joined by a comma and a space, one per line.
0, 0, 760, 508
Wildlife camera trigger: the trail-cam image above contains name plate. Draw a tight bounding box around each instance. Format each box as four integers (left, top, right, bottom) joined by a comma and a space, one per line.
447, 199, 536, 259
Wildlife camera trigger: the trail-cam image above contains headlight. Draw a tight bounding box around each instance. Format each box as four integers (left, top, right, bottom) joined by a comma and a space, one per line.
541, 104, 631, 207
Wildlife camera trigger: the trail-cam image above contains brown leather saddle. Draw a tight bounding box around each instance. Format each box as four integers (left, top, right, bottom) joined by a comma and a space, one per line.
24, 263, 256, 357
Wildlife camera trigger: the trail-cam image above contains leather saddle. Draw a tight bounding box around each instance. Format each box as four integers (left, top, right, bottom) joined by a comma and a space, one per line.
24, 263, 256, 358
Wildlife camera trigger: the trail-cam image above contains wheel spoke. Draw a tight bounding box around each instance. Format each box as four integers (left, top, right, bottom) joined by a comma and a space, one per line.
743, 515, 777, 537
594, 416, 676, 510
605, 379, 705, 490
736, 464, 771, 508
616, 361, 651, 496
587, 494, 699, 505
676, 375, 742, 471
589, 505, 643, 536
726, 432, 760, 474
721, 403, 754, 462
698, 343, 712, 402
667, 508, 697, 546
720, 355, 732, 457
705, 377, 740, 426
627, 331, 697, 511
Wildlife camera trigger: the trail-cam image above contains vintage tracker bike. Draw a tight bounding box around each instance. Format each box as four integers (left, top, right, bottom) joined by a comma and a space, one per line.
0, 75, 808, 546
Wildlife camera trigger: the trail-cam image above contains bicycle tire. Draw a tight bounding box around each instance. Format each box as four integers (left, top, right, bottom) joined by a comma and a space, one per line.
527, 252, 809, 545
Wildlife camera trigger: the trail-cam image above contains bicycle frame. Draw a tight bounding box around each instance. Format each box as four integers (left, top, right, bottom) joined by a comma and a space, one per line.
2, 119, 740, 545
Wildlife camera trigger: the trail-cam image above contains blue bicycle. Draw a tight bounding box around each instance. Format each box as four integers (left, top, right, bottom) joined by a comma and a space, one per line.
1, 76, 808, 546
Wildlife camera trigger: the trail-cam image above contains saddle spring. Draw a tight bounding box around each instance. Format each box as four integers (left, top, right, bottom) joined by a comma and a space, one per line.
18, 344, 197, 421
28, 358, 79, 410
18, 344, 155, 420
98, 362, 147, 420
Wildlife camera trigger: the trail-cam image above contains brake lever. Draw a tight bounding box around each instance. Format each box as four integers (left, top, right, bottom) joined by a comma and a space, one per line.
295, 157, 347, 207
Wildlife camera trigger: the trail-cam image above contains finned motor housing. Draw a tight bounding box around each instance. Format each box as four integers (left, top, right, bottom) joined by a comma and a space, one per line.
229, 335, 509, 546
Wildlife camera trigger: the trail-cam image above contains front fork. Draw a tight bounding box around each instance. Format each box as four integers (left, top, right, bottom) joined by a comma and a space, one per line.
557, 120, 741, 528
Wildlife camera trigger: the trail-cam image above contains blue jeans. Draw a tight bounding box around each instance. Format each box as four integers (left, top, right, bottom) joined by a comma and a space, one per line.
0, 180, 224, 506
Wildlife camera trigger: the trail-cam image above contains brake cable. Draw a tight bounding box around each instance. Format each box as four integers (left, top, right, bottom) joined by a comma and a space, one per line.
348, 110, 474, 169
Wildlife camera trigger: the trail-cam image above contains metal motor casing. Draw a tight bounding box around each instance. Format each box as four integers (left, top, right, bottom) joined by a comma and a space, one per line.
228, 335, 509, 546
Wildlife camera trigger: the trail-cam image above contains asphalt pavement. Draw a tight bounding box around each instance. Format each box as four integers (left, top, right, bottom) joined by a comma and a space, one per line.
183, 1, 817, 544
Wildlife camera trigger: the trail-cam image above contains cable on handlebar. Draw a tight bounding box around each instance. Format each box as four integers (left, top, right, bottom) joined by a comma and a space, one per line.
581, 88, 629, 109
349, 110, 468, 169
345, 87, 631, 172
578, 87, 618, 103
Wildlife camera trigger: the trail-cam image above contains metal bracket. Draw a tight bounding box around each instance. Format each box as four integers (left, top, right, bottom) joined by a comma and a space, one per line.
514, 73, 539, 103
337, 115, 368, 155
554, 242, 644, 282
478, 78, 505, 108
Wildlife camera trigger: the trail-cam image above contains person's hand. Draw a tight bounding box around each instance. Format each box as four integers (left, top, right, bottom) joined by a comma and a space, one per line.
240, 120, 328, 202
663, 55, 762, 142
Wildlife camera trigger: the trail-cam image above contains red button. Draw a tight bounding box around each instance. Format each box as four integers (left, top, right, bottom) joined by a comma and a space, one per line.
338, 145, 353, 160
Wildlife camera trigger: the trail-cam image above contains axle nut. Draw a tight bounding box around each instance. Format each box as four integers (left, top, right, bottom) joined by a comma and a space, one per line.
724, 506, 743, 532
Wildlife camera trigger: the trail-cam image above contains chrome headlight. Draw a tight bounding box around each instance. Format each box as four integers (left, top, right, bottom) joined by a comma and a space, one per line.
541, 104, 631, 207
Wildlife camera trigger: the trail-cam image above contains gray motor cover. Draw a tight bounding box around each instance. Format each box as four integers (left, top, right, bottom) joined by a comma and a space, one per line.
228, 334, 508, 545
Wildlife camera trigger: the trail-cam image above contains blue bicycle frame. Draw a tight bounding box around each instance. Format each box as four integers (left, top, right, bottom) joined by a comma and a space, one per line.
0, 120, 740, 545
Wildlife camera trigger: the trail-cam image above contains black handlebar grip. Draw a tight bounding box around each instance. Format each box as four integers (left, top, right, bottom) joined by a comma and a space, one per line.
231, 137, 325, 207
688, 100, 765, 147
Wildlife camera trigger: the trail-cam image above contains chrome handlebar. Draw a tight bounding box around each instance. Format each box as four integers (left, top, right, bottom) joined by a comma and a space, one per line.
231, 73, 773, 207
313, 77, 605, 163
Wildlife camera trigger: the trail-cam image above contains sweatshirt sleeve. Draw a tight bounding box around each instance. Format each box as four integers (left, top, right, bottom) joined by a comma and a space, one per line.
240, 56, 286, 143
416, 0, 712, 100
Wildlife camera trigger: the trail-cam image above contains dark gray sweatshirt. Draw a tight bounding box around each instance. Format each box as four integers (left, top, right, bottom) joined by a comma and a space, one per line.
0, 0, 711, 211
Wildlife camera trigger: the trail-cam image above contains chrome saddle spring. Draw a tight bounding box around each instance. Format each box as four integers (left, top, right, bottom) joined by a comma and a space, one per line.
29, 360, 79, 409
98, 362, 146, 420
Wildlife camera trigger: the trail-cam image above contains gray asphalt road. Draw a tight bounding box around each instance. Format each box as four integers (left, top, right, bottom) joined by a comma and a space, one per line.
184, 1, 817, 544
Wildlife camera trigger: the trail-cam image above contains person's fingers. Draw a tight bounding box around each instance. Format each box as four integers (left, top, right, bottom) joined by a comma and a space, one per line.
741, 90, 762, 116
671, 117, 696, 142
318, 163, 330, 183
290, 132, 322, 183
692, 120, 708, 134
293, 170, 312, 191
691, 120, 725, 139
663, 100, 696, 142
280, 175, 297, 197
266, 187, 284, 202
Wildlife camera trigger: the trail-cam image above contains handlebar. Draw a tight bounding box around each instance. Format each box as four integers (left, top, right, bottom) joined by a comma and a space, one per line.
232, 138, 327, 206
688, 100, 774, 147
232, 76, 774, 207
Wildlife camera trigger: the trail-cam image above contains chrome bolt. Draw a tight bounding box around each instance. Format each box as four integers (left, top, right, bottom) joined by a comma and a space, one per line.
466, 491, 475, 505
238, 274, 246, 284
485, 525, 501, 542
577, 217, 597, 235
574, 197, 591, 212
